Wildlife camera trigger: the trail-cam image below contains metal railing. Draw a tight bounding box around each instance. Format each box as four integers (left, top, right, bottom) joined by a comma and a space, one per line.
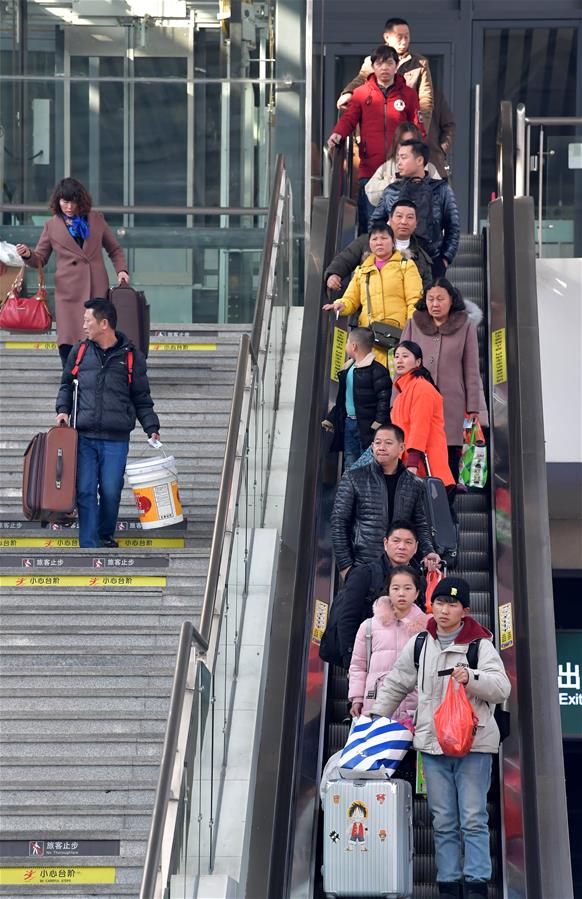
514, 104, 582, 256
139, 153, 292, 899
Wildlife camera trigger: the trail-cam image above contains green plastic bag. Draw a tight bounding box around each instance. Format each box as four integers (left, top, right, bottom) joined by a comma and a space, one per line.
459, 420, 488, 489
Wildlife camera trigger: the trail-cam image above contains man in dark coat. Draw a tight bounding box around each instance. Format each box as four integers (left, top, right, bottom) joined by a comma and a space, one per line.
321, 327, 391, 468
56, 297, 160, 548
370, 139, 460, 278
331, 423, 439, 580
428, 87, 456, 180
324, 199, 433, 294
320, 519, 433, 668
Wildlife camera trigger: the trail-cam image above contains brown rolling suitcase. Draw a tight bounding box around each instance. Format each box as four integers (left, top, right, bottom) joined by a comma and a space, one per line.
108, 284, 150, 356
22, 381, 79, 525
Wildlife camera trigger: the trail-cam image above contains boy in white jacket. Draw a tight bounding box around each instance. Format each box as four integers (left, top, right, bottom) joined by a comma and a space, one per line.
372, 576, 510, 899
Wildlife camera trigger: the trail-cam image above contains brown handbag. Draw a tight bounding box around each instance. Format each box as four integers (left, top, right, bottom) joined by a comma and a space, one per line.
0, 266, 52, 332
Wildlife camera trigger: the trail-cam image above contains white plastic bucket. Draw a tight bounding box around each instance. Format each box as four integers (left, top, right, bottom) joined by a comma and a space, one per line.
125, 454, 183, 529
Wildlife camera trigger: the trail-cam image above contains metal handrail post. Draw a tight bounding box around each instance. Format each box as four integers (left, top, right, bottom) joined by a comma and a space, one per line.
525, 123, 531, 197
139, 621, 196, 899
198, 334, 250, 641
515, 103, 526, 197
472, 84, 481, 234
538, 126, 544, 258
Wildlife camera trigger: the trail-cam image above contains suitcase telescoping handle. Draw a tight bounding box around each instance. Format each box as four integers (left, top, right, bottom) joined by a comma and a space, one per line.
55, 380, 79, 490
57, 379, 79, 430
424, 453, 432, 478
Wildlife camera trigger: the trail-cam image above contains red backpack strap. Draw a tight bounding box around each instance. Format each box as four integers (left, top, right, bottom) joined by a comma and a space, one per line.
127, 350, 134, 385
71, 340, 88, 376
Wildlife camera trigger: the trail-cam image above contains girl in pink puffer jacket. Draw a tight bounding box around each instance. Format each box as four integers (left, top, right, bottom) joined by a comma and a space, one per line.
349, 565, 428, 719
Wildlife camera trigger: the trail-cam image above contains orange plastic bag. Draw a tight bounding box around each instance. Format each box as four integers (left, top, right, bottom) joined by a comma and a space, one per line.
434, 678, 479, 757
424, 568, 444, 613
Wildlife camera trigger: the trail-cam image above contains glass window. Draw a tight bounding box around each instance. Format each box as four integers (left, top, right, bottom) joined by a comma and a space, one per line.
480, 27, 578, 223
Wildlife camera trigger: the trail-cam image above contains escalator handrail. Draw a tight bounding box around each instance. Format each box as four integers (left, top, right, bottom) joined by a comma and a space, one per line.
493, 101, 574, 896
243, 145, 351, 899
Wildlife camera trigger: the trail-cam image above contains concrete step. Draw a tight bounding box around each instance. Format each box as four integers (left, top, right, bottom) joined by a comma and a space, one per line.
0, 650, 179, 670
0, 736, 164, 759
0, 674, 174, 694
0, 807, 152, 832
0, 786, 157, 808
1, 716, 168, 736
0, 759, 159, 780
0, 695, 172, 714
0, 624, 189, 643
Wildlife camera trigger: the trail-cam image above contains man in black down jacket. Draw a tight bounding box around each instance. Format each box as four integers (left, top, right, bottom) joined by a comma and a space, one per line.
321, 519, 431, 668
56, 297, 160, 549
331, 423, 439, 580
369, 139, 460, 278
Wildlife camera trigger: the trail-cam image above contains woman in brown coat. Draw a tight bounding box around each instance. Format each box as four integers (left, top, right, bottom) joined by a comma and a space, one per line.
400, 278, 487, 480
16, 178, 129, 366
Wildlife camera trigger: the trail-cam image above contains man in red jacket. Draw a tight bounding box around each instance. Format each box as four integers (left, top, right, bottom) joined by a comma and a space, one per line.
327, 44, 425, 234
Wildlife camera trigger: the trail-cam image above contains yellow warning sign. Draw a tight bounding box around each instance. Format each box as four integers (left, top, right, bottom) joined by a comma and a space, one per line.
492, 328, 507, 385
2, 341, 58, 350
0, 866, 116, 885
0, 575, 166, 587
0, 537, 184, 549
311, 598, 329, 646
330, 327, 348, 383
499, 602, 514, 650
149, 342, 216, 352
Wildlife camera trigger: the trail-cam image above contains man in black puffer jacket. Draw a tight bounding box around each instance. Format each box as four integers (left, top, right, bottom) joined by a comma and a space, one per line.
331, 423, 439, 579
56, 297, 160, 548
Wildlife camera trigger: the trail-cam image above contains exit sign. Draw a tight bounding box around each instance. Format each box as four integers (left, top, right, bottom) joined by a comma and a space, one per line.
556, 631, 582, 739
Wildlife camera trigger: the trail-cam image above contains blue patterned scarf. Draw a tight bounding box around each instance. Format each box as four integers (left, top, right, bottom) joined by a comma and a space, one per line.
64, 215, 90, 242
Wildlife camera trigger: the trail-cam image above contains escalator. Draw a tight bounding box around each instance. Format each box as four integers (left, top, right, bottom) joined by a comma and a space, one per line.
321, 231, 502, 898
244, 103, 572, 899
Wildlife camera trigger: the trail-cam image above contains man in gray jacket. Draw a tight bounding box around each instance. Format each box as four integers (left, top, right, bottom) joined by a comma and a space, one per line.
372, 577, 511, 899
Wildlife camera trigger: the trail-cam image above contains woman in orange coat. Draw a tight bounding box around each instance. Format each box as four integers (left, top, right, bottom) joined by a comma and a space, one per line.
392, 340, 454, 489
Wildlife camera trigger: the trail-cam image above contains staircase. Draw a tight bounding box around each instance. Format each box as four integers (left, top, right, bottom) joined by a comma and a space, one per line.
324, 235, 502, 898
0, 325, 247, 896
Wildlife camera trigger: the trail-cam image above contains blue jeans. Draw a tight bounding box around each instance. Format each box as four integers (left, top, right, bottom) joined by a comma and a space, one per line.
343, 418, 363, 470
76, 436, 129, 547
357, 178, 374, 235
422, 751, 492, 883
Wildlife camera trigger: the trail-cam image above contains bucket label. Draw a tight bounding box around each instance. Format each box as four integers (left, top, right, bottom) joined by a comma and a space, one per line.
133, 480, 182, 525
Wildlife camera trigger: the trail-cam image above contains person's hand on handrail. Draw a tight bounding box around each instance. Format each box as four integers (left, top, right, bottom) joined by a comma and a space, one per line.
322, 299, 346, 314
327, 133, 343, 153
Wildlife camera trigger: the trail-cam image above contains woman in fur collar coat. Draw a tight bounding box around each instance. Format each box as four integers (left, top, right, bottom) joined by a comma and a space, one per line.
400, 278, 488, 479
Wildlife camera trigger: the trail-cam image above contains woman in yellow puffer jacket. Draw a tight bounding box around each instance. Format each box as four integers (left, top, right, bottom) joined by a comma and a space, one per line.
323, 223, 422, 368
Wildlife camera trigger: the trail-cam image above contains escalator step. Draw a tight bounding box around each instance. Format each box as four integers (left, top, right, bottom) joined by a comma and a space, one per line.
460, 531, 490, 552
458, 512, 488, 531
330, 672, 348, 699
457, 549, 489, 571
466, 592, 492, 615
328, 723, 350, 756
457, 492, 489, 512
452, 570, 490, 590
332, 699, 351, 722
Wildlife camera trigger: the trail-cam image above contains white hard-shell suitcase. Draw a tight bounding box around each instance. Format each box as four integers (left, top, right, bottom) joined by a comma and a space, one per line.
321, 777, 413, 898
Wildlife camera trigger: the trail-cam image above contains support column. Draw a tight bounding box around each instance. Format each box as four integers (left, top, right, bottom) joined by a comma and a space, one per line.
274, 0, 310, 247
